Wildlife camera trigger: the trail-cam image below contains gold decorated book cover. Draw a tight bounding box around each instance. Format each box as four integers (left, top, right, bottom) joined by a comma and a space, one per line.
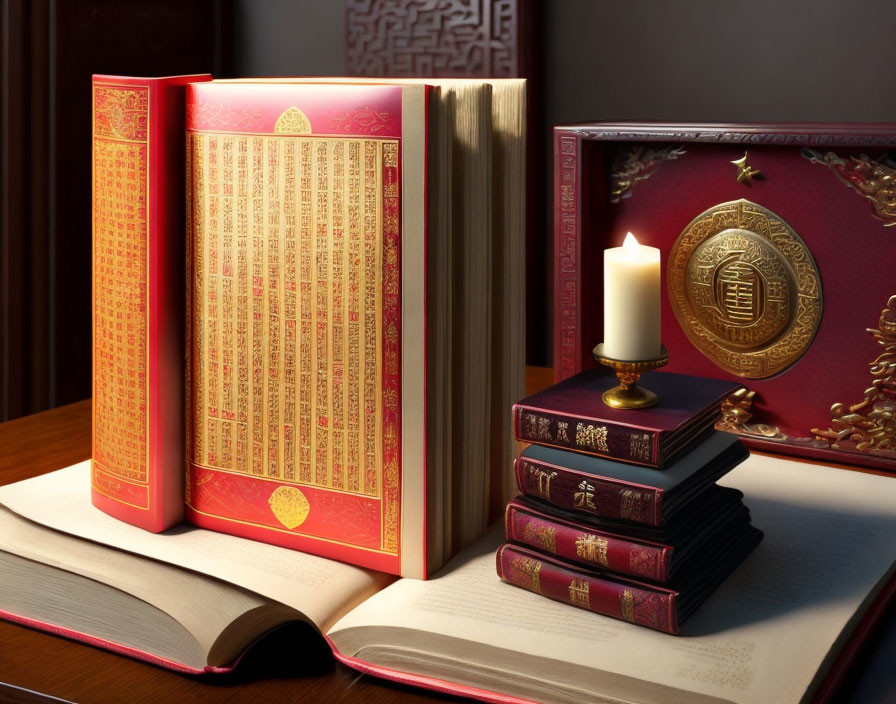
91, 74, 211, 532
184, 81, 428, 576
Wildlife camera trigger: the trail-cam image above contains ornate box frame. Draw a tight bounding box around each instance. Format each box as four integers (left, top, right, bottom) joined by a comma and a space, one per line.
554, 122, 896, 471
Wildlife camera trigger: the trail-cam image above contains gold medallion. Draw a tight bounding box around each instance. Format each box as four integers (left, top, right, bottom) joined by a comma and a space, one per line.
268, 486, 311, 530
668, 199, 822, 378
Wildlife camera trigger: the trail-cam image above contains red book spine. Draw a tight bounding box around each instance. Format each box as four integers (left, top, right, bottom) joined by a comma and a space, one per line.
91, 73, 211, 532
515, 455, 662, 526
513, 403, 661, 466
496, 544, 678, 634
505, 502, 670, 582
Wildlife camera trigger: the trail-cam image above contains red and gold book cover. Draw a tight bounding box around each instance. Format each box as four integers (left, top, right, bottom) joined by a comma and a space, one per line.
91, 73, 211, 532
185, 81, 429, 577
496, 543, 679, 634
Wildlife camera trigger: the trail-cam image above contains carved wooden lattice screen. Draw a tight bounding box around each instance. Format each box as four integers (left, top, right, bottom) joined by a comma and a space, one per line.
345, 0, 545, 364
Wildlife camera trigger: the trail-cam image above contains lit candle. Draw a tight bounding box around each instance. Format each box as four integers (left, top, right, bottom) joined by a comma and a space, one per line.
603, 232, 661, 360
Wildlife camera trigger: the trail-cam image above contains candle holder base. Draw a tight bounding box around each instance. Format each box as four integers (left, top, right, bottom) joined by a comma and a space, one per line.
592, 344, 669, 410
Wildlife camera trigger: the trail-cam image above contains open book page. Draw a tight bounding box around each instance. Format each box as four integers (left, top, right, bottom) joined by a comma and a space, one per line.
0, 507, 275, 660
0, 462, 393, 632
328, 454, 896, 704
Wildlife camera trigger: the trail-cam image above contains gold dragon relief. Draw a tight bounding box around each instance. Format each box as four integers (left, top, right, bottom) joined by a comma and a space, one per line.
668, 199, 822, 379
812, 295, 896, 457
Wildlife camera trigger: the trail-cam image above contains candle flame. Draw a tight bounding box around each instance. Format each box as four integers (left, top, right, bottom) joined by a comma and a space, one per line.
623, 232, 639, 249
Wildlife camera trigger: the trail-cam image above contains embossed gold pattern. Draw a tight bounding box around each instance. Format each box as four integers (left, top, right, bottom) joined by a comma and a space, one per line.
668, 199, 822, 378
92, 83, 150, 508
268, 486, 311, 529
731, 152, 761, 185
575, 534, 609, 566
811, 295, 896, 457
621, 589, 635, 622
716, 387, 786, 440
803, 149, 896, 227
189, 132, 401, 553
522, 521, 557, 553
274, 107, 312, 134
509, 556, 542, 593
610, 144, 686, 203
525, 465, 557, 501
619, 488, 650, 523
568, 579, 590, 608
629, 548, 658, 577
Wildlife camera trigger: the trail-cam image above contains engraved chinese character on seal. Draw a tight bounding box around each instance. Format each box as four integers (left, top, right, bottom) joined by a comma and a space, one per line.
668, 199, 822, 378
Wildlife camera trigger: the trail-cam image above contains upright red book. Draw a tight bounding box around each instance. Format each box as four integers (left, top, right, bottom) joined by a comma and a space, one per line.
91, 74, 211, 532
183, 80, 428, 576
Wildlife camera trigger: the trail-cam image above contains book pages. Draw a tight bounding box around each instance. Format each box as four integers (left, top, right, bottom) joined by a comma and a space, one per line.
328, 453, 896, 704
0, 462, 392, 633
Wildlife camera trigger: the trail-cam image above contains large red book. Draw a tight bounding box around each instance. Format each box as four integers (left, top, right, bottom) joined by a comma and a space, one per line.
505, 489, 751, 583
516, 431, 749, 526
513, 367, 740, 467
92, 76, 526, 578
91, 74, 211, 532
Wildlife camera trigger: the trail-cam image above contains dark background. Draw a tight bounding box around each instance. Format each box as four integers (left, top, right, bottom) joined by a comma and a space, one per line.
3, 0, 896, 421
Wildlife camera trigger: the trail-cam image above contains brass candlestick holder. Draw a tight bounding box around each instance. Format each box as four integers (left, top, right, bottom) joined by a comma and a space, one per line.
593, 343, 669, 410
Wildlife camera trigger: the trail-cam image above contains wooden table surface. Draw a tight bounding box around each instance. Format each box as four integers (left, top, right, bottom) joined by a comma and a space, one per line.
0, 366, 893, 703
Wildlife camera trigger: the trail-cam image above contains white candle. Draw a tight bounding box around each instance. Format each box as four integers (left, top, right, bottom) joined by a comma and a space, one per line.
603, 232, 661, 360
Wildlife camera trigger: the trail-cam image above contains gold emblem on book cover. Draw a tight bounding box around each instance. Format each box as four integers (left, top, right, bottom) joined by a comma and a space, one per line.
668, 199, 822, 378
274, 107, 312, 134
268, 486, 311, 529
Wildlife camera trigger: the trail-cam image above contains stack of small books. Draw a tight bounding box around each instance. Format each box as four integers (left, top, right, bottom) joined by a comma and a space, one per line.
497, 368, 764, 634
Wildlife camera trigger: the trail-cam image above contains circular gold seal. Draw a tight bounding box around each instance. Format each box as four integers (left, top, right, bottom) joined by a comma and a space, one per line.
668, 199, 822, 378
268, 486, 310, 530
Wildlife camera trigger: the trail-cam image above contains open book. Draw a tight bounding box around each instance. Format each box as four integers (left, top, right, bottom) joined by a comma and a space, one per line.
2, 453, 895, 703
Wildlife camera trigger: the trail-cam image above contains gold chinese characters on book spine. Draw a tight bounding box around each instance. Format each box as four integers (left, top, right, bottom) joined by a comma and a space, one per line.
92, 83, 150, 508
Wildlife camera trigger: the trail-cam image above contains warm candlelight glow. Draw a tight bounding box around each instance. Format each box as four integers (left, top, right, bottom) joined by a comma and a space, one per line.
603, 232, 662, 361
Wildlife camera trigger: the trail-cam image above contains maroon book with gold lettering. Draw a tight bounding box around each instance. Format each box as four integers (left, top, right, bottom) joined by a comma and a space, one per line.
183, 80, 430, 577
516, 431, 749, 526
505, 487, 750, 583
497, 519, 763, 635
91, 74, 212, 532
513, 367, 740, 467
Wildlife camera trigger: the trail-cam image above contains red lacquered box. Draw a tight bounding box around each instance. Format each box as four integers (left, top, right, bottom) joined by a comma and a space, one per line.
554, 122, 896, 471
